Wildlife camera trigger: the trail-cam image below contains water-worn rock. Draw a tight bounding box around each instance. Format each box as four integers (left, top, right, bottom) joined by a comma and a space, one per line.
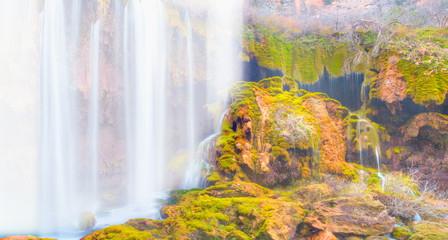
79, 211, 96, 230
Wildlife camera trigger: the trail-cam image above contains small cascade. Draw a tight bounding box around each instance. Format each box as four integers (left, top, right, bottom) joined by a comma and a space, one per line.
182, 133, 219, 189
354, 117, 385, 189
182, 110, 227, 189
355, 118, 382, 169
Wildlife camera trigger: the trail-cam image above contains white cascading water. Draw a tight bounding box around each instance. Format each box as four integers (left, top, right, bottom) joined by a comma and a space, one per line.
39, 0, 79, 232
356, 117, 385, 188
182, 133, 219, 189
182, 110, 227, 189
124, 0, 167, 208
89, 20, 101, 209
0, 0, 243, 237
356, 118, 382, 170
0, 0, 39, 234
181, 0, 243, 189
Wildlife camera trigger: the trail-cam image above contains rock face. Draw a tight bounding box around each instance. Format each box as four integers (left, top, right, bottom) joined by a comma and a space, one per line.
377, 55, 407, 115
304, 195, 394, 237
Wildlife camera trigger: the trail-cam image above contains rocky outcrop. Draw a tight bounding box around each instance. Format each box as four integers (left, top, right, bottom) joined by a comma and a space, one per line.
215, 77, 354, 187
402, 112, 448, 141
303, 195, 394, 237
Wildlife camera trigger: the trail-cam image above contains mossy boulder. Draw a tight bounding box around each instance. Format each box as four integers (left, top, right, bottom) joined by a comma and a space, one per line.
84, 180, 305, 240
216, 78, 353, 187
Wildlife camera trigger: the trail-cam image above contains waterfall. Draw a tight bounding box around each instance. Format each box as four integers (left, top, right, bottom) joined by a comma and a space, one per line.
186, 10, 197, 171
355, 118, 383, 175
0, 0, 39, 234
182, 133, 219, 189
179, 0, 243, 190
124, 0, 167, 208
298, 72, 365, 111
39, 0, 79, 232
182, 110, 227, 189
0, 0, 243, 237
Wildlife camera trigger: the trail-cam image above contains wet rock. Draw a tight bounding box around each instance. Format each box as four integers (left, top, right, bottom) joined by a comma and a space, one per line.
79, 211, 96, 230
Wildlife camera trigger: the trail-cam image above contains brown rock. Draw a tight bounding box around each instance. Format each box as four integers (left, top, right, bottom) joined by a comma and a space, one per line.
377, 55, 407, 115
402, 112, 448, 141
302, 96, 347, 176
307, 195, 394, 237
258, 152, 271, 173
345, 237, 363, 240
311, 230, 338, 240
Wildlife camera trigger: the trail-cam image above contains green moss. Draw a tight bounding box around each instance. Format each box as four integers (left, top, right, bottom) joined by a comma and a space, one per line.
410, 222, 448, 240
351, 162, 378, 173
242, 25, 348, 83
84, 225, 154, 240
398, 60, 448, 107
392, 226, 411, 240
206, 171, 222, 183
326, 45, 348, 77
367, 173, 383, 192
341, 163, 359, 180
259, 76, 283, 90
